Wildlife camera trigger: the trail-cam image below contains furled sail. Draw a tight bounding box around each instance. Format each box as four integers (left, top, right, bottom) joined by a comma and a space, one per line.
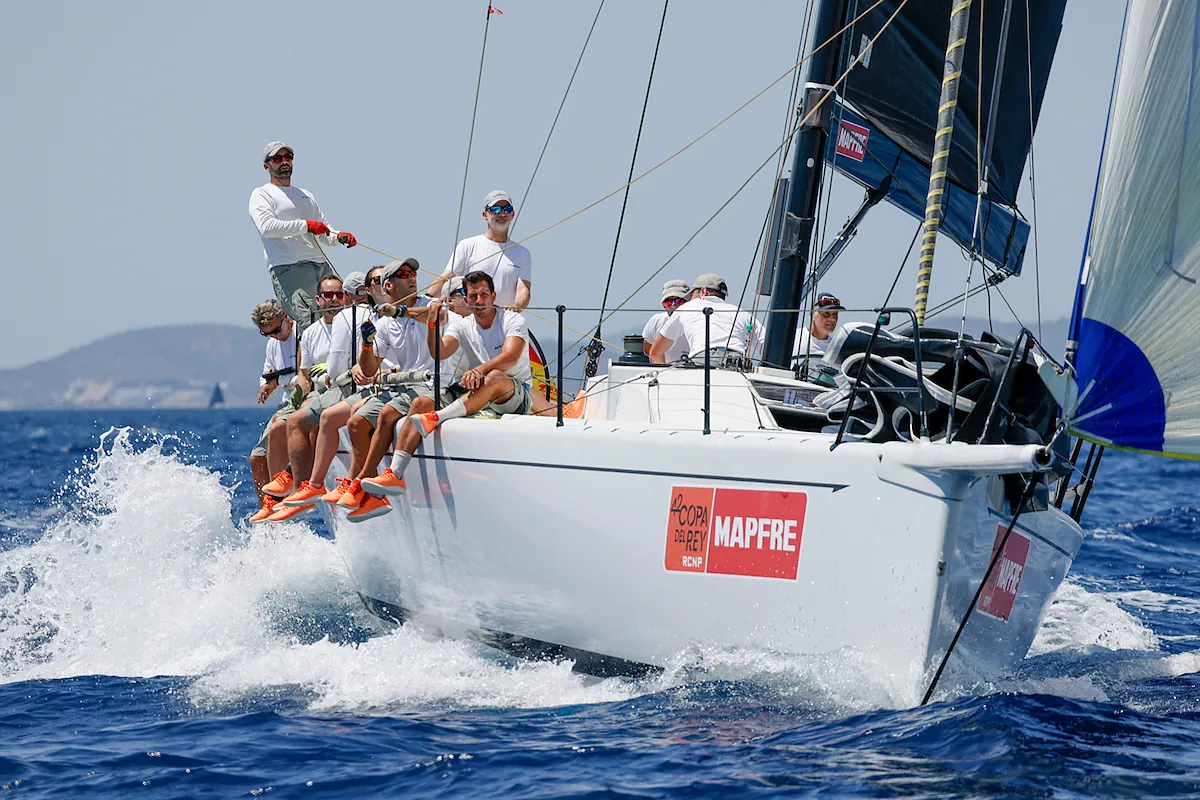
1067, 0, 1200, 457
824, 101, 1029, 275
839, 0, 1068, 206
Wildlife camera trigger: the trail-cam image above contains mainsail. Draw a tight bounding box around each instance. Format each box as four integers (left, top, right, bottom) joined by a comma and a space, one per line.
1067, 0, 1200, 458
817, 0, 1067, 274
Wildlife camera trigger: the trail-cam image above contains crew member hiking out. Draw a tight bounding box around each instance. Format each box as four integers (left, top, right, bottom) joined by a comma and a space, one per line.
427, 190, 532, 310
248, 299, 296, 523
249, 141, 357, 337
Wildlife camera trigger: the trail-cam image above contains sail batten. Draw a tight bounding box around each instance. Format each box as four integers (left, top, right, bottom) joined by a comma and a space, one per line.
1068, 0, 1200, 458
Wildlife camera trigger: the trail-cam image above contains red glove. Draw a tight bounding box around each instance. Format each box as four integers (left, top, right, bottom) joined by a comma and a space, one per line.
337, 231, 357, 247
306, 220, 330, 236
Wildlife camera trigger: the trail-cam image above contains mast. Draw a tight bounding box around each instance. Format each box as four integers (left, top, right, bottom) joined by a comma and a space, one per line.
762, 0, 850, 368
912, 0, 972, 327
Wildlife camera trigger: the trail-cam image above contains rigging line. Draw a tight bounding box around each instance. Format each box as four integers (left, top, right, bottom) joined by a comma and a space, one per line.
586, 0, 671, 377
749, 0, 814, 330
360, 0, 893, 309
512, 0, 606, 235
882, 220, 924, 306
453, 1, 497, 251
1025, 0, 1043, 341
736, 1, 815, 351
548, 1, 910, 371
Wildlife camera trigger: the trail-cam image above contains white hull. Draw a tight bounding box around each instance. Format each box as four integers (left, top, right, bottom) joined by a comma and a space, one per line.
324, 366, 1083, 697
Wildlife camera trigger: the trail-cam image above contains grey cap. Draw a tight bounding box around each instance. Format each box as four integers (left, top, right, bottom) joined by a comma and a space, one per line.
661, 279, 690, 302
263, 141, 291, 160
484, 189, 512, 207
343, 271, 368, 296
692, 273, 728, 296
382, 257, 420, 282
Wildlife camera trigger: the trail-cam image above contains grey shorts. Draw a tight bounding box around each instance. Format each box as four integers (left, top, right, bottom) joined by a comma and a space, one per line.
354, 384, 452, 428
488, 378, 533, 416
251, 403, 297, 458
302, 383, 359, 423
269, 260, 335, 338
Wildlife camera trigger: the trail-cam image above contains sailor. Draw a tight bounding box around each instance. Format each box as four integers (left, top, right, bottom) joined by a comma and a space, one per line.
427, 190, 532, 310
641, 279, 690, 361
792, 292, 844, 365
649, 273, 763, 366
248, 141, 357, 337
257, 276, 347, 522
280, 258, 426, 511
248, 300, 296, 523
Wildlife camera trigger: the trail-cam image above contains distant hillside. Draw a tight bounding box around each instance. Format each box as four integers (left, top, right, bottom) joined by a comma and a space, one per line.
0, 325, 266, 410
0, 317, 1072, 411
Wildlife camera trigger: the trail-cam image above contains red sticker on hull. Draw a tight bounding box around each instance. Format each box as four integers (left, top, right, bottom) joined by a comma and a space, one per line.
977, 524, 1031, 622
665, 487, 806, 580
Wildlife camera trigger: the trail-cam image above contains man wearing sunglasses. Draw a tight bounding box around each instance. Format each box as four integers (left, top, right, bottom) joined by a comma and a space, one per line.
649, 273, 764, 367
249, 141, 357, 338
427, 190, 532, 310
792, 291, 845, 365
248, 299, 296, 522
641, 279, 691, 361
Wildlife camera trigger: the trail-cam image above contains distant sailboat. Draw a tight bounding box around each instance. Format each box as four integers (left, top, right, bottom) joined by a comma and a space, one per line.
207, 383, 225, 409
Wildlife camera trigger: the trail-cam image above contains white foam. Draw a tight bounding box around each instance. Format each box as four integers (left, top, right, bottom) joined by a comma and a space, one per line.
1029, 580, 1160, 657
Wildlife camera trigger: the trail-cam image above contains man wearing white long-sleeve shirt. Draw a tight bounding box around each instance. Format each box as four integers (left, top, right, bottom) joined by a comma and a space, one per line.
249, 141, 357, 337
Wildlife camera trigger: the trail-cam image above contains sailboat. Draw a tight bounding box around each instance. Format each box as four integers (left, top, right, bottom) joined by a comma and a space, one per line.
315, 0, 1192, 701
207, 383, 225, 409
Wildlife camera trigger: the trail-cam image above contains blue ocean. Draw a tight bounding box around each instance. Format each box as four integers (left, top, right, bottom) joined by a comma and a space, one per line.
2, 408, 1199, 798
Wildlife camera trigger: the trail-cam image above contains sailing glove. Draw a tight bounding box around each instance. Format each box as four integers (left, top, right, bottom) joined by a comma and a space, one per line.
306, 220, 330, 235
360, 320, 376, 345
337, 231, 357, 247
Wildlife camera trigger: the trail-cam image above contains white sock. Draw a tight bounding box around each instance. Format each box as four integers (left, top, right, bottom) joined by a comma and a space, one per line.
390, 451, 412, 475
438, 399, 468, 422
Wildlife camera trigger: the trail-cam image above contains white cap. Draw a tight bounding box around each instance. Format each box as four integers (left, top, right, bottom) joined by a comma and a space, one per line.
263, 141, 291, 160
661, 279, 690, 302
343, 271, 368, 296
484, 189, 512, 207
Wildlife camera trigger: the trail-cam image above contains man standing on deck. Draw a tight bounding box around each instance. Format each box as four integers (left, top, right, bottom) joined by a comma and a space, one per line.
249, 141, 357, 337
792, 292, 844, 365
649, 274, 763, 366
642, 279, 690, 361
248, 299, 296, 523
426, 190, 532, 310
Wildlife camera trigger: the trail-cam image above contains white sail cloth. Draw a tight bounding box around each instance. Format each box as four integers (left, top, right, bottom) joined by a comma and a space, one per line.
1068, 0, 1200, 457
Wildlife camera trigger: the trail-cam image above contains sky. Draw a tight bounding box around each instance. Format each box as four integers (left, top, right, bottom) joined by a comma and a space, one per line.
0, 0, 1125, 370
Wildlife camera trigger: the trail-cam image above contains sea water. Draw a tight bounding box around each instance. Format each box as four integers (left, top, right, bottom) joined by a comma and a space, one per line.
2, 408, 1199, 798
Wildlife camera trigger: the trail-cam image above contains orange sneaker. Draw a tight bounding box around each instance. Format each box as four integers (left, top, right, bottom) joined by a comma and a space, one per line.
361, 469, 406, 496
347, 494, 392, 523
282, 480, 326, 507
262, 471, 294, 498
337, 479, 366, 509
410, 412, 441, 438
249, 496, 278, 523
266, 502, 316, 522
322, 478, 352, 504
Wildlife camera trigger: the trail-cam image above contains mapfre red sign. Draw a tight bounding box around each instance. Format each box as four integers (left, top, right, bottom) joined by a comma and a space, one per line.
976, 524, 1031, 622
664, 487, 807, 580
835, 120, 869, 162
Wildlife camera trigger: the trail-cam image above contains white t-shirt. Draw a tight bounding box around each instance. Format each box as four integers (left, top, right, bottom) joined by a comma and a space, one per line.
248, 183, 341, 269
260, 329, 296, 388
444, 308, 531, 384
792, 328, 831, 363
299, 317, 336, 369
658, 296, 763, 359
443, 234, 532, 307
642, 311, 688, 362
327, 303, 392, 378
373, 298, 436, 373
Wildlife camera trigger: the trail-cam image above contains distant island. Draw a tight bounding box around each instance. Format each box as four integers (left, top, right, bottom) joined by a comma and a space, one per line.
0, 318, 1069, 410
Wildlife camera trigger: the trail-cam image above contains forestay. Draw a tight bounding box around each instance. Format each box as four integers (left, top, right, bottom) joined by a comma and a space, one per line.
1068, 0, 1200, 457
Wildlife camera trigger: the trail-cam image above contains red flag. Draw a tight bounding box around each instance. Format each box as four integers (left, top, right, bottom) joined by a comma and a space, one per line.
488, 5, 503, 15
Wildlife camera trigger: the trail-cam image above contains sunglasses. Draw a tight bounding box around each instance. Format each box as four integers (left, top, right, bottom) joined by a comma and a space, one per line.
319, 290, 345, 299
388, 269, 417, 280
267, 152, 294, 164
367, 276, 383, 285
486, 204, 514, 214
662, 297, 686, 308
259, 318, 284, 337
817, 296, 842, 309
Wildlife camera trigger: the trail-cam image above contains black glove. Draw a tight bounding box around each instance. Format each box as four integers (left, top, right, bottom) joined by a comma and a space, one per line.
360, 319, 376, 345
